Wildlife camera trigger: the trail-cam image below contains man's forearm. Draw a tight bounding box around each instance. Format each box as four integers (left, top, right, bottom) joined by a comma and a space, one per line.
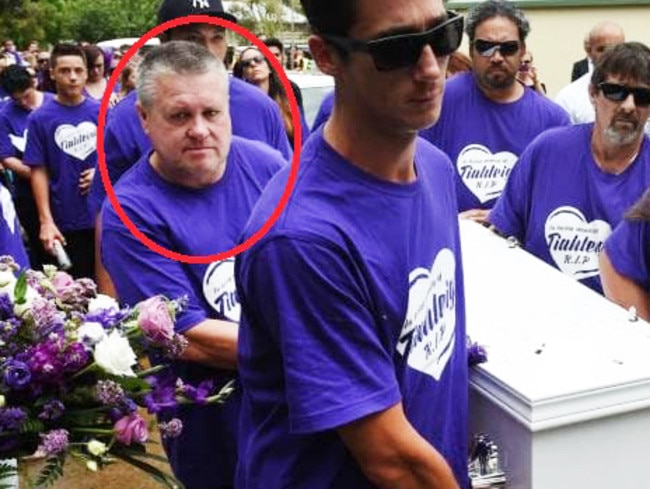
181, 318, 238, 370
1, 157, 31, 179
339, 403, 462, 489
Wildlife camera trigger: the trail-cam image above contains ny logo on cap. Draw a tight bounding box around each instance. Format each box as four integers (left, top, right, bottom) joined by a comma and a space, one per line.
192, 0, 210, 8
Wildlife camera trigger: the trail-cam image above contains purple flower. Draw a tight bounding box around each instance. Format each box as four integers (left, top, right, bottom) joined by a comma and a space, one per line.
114, 413, 148, 445
181, 380, 213, 405
38, 399, 65, 421
159, 418, 183, 439
95, 380, 126, 406
137, 296, 175, 346
0, 293, 13, 320
143, 374, 177, 414
468, 341, 488, 367
36, 429, 69, 456
0, 407, 27, 431
85, 308, 128, 329
62, 342, 89, 371
2, 359, 31, 388
27, 337, 66, 382
30, 296, 65, 337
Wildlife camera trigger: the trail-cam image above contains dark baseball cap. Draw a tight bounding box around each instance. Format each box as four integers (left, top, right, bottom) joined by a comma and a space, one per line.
158, 0, 237, 24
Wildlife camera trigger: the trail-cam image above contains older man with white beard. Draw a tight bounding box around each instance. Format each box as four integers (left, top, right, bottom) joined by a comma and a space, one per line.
489, 42, 650, 295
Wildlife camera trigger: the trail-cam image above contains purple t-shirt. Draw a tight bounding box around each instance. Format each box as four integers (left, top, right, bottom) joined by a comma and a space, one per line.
490, 124, 650, 293
605, 216, 650, 291
236, 128, 469, 489
88, 76, 292, 217
0, 93, 55, 199
0, 183, 28, 268
311, 89, 334, 132
101, 136, 284, 489
23, 97, 99, 231
421, 72, 570, 211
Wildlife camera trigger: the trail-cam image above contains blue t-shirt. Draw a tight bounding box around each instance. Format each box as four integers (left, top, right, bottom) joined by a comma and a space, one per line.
101, 136, 284, 489
0, 183, 28, 268
0, 93, 55, 199
421, 72, 570, 211
490, 124, 650, 293
235, 128, 468, 489
88, 76, 292, 217
311, 89, 334, 132
23, 97, 99, 231
605, 215, 650, 291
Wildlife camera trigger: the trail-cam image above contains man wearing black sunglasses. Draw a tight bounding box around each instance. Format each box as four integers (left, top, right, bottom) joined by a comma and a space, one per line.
421, 0, 569, 223
235, 0, 468, 488
490, 42, 650, 295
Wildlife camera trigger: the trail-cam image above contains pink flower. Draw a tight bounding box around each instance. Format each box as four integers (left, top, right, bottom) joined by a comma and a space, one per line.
114, 413, 148, 445
51, 271, 74, 293
137, 296, 175, 345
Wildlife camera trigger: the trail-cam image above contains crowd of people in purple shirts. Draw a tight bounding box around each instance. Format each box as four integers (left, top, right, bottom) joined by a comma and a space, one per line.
1, 0, 650, 488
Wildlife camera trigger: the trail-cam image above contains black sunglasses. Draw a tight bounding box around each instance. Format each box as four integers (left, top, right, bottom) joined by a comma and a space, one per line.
322, 11, 464, 71
598, 82, 650, 107
473, 39, 520, 57
241, 55, 266, 69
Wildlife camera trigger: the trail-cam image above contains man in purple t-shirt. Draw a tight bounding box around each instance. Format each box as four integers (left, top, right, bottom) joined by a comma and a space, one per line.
236, 1, 468, 488
421, 0, 568, 220
490, 42, 650, 294
0, 64, 54, 270
102, 41, 284, 489
90, 0, 291, 295
23, 43, 98, 279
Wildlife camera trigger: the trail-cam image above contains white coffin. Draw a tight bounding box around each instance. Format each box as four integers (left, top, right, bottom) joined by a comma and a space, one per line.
461, 220, 650, 489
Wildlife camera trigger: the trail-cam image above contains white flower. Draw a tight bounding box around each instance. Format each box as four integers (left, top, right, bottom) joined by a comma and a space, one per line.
13, 285, 39, 317
87, 439, 108, 457
0, 270, 16, 296
0, 395, 5, 407
94, 330, 137, 377
86, 460, 98, 472
78, 322, 107, 345
88, 294, 120, 313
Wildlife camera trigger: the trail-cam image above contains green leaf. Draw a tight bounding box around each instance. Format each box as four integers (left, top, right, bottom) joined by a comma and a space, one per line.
30, 455, 65, 489
0, 462, 17, 489
13, 272, 27, 305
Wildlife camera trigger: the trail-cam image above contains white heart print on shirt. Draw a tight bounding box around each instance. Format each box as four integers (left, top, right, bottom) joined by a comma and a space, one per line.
545, 206, 611, 280
54, 122, 97, 161
397, 248, 457, 381
456, 144, 517, 203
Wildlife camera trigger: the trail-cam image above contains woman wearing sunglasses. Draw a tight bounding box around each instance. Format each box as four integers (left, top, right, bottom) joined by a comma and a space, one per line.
600, 189, 650, 321
234, 47, 309, 147
82, 44, 109, 101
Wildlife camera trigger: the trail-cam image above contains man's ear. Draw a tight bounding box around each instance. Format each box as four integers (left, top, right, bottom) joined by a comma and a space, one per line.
136, 101, 150, 135
309, 35, 343, 77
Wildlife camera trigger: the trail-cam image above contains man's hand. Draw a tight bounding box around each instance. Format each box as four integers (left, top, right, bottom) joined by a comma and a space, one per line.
40, 220, 65, 254
459, 208, 490, 225
78, 168, 96, 195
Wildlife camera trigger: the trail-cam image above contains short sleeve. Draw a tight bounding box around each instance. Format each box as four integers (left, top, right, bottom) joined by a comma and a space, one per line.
237, 234, 401, 434
605, 219, 650, 290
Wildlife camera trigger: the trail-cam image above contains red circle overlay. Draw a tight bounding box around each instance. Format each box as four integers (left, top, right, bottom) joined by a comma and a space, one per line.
97, 15, 302, 264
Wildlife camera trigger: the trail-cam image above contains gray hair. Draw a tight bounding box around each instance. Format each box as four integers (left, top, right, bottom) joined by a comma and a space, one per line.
136, 40, 228, 110
591, 42, 650, 87
465, 0, 531, 43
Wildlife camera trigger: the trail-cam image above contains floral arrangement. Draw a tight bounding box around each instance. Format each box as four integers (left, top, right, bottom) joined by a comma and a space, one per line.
0, 256, 233, 489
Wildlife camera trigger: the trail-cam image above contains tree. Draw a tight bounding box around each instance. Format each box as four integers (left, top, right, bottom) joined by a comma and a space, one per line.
227, 0, 287, 38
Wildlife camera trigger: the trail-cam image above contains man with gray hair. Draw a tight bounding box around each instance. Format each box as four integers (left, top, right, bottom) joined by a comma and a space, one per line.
490, 42, 650, 295
421, 0, 568, 223
101, 40, 285, 489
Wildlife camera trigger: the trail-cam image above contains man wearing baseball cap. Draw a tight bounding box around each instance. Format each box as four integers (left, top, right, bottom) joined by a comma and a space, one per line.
88, 0, 291, 218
